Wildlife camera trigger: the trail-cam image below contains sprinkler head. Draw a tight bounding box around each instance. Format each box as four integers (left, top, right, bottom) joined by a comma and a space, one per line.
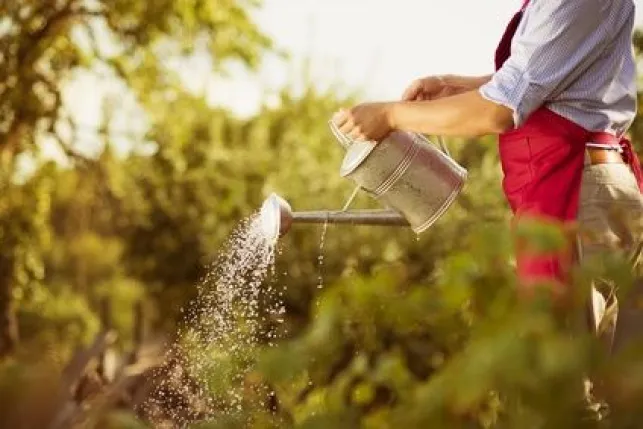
259, 193, 294, 242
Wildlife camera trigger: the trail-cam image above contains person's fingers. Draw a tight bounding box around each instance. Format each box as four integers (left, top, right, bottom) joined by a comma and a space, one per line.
439, 86, 461, 98
333, 109, 349, 127
350, 130, 366, 141
442, 86, 455, 96
402, 80, 422, 101
338, 116, 355, 136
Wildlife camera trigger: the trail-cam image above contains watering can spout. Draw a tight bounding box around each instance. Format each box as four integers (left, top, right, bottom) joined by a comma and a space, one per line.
260, 193, 409, 242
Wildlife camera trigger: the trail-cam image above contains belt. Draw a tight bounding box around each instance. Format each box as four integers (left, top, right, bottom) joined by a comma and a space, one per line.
586, 147, 625, 165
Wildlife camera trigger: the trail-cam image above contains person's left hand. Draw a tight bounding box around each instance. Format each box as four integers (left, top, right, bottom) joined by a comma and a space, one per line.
333, 102, 395, 143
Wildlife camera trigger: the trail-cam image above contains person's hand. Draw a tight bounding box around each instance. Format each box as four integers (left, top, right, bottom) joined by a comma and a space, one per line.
333, 102, 395, 143
401, 76, 466, 101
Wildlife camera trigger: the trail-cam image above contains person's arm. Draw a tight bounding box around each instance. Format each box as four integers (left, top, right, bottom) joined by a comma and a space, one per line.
402, 74, 493, 101
441, 74, 493, 91
393, 0, 606, 135
479, 0, 604, 129
334, 91, 512, 141
337, 0, 606, 141
389, 89, 513, 136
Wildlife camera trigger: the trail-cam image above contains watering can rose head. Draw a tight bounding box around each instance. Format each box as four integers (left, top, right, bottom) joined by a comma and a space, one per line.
332, 102, 396, 143
260, 193, 293, 242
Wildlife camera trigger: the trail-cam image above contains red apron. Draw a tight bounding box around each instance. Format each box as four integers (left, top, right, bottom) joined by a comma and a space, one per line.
495, 0, 643, 291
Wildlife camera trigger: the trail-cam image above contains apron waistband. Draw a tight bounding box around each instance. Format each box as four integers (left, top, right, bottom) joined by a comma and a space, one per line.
585, 132, 643, 190
587, 132, 622, 150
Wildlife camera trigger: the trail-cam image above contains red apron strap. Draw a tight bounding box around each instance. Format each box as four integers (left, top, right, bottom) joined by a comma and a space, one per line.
620, 139, 643, 191
495, 0, 531, 70
589, 132, 643, 191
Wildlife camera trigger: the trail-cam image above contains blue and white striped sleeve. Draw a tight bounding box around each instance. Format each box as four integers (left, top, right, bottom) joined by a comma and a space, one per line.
479, 0, 605, 128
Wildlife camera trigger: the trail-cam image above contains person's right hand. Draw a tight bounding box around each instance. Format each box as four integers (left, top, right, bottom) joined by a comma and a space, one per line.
401, 76, 466, 102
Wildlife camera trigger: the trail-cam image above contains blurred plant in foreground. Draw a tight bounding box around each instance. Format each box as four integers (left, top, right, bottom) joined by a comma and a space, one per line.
245, 219, 643, 429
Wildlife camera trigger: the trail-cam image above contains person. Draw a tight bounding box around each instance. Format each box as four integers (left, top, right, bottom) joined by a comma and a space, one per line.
333, 0, 643, 355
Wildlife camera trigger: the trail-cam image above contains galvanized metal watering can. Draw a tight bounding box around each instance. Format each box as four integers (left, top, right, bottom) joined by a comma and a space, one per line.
260, 116, 468, 241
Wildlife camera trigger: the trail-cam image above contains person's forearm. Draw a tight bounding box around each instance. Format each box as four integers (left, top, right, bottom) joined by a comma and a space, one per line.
388, 89, 514, 137
441, 74, 493, 91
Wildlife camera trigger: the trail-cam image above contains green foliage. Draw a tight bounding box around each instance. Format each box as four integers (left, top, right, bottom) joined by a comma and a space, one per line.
0, 0, 271, 158
1, 1, 643, 428
95, 411, 151, 429
0, 0, 273, 358
0, 168, 51, 285
0, 163, 53, 354
628, 29, 643, 153
18, 287, 100, 353
0, 356, 65, 427
252, 224, 643, 429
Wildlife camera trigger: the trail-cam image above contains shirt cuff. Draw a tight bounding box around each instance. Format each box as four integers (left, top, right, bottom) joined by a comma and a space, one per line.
479, 69, 548, 129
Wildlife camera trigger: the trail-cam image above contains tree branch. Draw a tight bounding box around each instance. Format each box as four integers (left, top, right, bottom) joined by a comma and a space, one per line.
49, 113, 96, 166
18, 2, 106, 67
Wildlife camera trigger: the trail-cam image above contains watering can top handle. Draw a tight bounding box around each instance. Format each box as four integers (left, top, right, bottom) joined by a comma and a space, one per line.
328, 118, 451, 156
407, 132, 452, 157
328, 119, 353, 149
433, 135, 452, 157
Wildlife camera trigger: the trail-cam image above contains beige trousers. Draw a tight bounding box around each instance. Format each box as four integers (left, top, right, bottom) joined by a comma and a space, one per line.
577, 156, 643, 354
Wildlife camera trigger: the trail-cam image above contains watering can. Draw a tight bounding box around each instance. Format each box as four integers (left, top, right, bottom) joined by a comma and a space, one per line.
260, 117, 468, 241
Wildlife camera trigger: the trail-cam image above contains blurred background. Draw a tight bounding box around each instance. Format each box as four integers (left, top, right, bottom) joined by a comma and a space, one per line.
2, 1, 643, 428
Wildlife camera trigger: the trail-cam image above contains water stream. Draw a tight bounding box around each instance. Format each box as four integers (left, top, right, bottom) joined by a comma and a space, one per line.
342, 185, 361, 212
143, 188, 366, 426
142, 214, 283, 426
316, 218, 329, 290
316, 185, 361, 292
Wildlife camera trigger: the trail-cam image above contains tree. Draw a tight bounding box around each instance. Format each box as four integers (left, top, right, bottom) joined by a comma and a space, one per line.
0, 0, 271, 162
0, 168, 52, 356
0, 0, 271, 356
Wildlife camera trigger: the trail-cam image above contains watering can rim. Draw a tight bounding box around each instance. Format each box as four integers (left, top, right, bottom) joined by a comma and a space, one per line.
338, 131, 437, 177
340, 140, 379, 177
329, 119, 444, 178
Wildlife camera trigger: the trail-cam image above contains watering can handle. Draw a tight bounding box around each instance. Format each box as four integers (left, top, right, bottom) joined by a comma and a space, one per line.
328, 119, 352, 149
436, 136, 451, 157
408, 132, 452, 157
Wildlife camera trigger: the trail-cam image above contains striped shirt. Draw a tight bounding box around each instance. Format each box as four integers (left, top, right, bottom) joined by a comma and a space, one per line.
479, 0, 637, 137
